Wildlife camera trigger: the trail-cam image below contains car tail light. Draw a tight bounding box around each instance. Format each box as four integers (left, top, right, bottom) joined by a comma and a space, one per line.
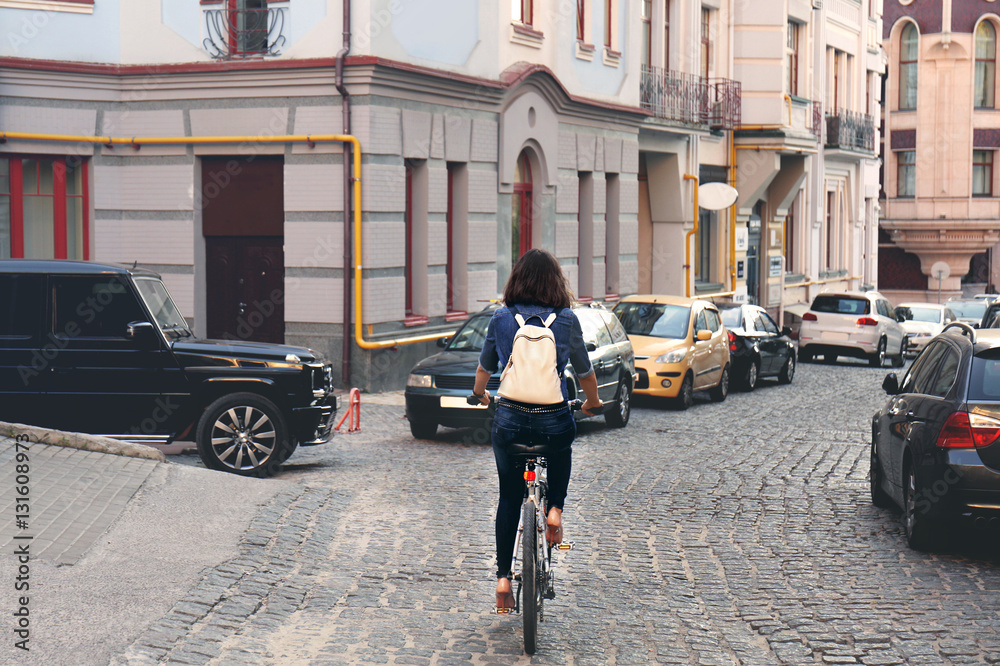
524, 470, 536, 481
802, 312, 818, 321
856, 317, 879, 326
728, 330, 738, 352
935, 411, 1000, 448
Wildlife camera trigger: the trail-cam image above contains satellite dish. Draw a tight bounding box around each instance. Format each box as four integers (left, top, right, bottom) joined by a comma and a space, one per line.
698, 182, 739, 211
930, 261, 950, 280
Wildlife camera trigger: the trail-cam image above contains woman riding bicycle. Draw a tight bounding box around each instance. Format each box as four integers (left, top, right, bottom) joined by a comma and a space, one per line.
472, 249, 602, 610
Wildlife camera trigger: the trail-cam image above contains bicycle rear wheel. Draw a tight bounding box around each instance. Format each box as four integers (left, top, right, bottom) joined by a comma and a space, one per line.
521, 500, 539, 654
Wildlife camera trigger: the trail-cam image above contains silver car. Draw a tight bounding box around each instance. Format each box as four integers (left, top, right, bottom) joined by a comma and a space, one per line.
896, 302, 956, 356
798, 291, 908, 367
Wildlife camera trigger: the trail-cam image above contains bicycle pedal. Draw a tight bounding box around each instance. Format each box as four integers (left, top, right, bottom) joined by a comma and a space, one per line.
493, 606, 514, 614
555, 541, 574, 550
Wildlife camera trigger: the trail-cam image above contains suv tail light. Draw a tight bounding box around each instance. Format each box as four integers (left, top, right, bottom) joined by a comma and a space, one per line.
935, 411, 1000, 448
728, 330, 738, 352
802, 312, 818, 321
856, 317, 879, 326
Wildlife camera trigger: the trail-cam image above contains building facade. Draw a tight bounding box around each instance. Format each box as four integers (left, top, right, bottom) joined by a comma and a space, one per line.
880, 0, 1000, 302
0, 0, 644, 390
0, 0, 883, 391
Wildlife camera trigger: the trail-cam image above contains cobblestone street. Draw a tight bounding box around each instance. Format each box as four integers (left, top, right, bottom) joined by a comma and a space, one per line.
118, 360, 1000, 665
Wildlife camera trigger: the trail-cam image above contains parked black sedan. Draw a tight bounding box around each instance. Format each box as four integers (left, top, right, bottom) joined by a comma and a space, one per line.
404, 303, 636, 438
871, 322, 1000, 550
719, 304, 796, 391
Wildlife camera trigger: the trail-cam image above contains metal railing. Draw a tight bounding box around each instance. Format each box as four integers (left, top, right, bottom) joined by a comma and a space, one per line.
640, 66, 741, 130
812, 101, 823, 140
203, 5, 287, 59
825, 109, 875, 152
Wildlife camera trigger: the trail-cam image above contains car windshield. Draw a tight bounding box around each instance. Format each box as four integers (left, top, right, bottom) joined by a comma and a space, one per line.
948, 300, 987, 319
446, 314, 492, 351
899, 306, 941, 323
614, 302, 690, 339
720, 308, 743, 329
134, 277, 191, 338
810, 295, 870, 315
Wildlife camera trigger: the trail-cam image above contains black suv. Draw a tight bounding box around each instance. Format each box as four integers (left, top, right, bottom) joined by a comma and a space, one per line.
871, 322, 1000, 549
0, 260, 337, 477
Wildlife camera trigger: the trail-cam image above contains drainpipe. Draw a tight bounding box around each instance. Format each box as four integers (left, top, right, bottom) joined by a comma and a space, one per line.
335, 0, 352, 387
683, 174, 699, 297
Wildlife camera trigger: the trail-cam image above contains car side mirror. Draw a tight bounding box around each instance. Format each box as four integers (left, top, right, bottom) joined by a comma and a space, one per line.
437, 336, 450, 348
895, 312, 906, 322
585, 341, 597, 352
781, 326, 792, 337
696, 329, 712, 342
882, 373, 900, 395
127, 321, 158, 348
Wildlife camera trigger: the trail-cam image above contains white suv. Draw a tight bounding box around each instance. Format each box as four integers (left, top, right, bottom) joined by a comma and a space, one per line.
798, 291, 908, 367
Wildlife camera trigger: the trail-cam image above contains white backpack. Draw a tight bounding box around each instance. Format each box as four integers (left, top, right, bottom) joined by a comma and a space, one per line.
497, 309, 564, 405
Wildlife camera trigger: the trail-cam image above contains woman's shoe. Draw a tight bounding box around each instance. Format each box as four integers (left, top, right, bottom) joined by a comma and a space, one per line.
546, 507, 563, 544
495, 577, 515, 610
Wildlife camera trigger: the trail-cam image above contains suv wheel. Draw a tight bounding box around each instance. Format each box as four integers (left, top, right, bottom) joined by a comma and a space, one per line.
196, 393, 291, 478
891, 337, 908, 368
869, 338, 886, 368
709, 364, 729, 402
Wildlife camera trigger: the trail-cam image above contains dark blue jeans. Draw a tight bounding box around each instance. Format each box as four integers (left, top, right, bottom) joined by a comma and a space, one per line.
491, 402, 574, 580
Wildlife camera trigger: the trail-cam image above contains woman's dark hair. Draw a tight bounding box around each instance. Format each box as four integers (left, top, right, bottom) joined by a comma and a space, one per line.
503, 249, 574, 309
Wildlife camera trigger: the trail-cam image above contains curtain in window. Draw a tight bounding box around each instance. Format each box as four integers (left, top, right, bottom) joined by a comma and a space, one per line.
897, 151, 916, 197
976, 22, 996, 108
973, 150, 994, 196
899, 24, 918, 110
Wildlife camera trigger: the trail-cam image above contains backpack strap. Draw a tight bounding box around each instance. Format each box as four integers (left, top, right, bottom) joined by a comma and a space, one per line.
509, 305, 556, 329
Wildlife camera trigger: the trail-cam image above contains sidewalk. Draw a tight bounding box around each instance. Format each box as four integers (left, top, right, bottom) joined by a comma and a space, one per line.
0, 427, 285, 665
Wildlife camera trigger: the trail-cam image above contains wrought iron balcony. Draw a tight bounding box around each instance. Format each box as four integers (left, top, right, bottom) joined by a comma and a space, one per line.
640, 66, 741, 131
203, 5, 286, 59
825, 109, 875, 152
812, 101, 823, 140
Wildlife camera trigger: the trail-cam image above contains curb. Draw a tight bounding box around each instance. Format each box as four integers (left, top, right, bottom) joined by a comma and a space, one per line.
0, 421, 167, 462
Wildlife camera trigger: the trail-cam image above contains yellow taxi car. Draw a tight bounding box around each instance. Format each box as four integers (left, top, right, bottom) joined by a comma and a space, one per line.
611, 294, 731, 409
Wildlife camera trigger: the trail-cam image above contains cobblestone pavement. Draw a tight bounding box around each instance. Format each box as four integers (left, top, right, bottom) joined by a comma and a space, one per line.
118, 359, 1000, 665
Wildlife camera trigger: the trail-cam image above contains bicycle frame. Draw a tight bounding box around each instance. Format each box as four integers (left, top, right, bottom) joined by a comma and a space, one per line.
511, 456, 550, 610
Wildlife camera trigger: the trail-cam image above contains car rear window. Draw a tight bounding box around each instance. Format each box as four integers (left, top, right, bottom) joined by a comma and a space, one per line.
720, 308, 742, 329
810, 296, 870, 315
969, 350, 1000, 399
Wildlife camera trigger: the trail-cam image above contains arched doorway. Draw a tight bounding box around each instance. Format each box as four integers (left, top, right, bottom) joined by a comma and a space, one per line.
512, 151, 533, 266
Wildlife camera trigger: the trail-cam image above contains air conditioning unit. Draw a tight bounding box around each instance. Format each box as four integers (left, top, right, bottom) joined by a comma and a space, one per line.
812, 0, 823, 8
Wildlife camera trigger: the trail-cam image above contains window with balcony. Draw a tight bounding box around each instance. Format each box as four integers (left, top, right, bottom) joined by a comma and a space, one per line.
897, 151, 916, 198
203, 0, 286, 59
974, 150, 994, 196
976, 21, 996, 109
0, 157, 89, 260
899, 23, 919, 110
664, 0, 671, 70
787, 21, 800, 97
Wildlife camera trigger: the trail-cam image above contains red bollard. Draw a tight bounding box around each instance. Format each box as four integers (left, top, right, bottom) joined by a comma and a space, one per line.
335, 388, 361, 432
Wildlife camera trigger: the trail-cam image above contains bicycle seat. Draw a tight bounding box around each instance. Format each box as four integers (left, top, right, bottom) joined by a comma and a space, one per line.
507, 441, 567, 458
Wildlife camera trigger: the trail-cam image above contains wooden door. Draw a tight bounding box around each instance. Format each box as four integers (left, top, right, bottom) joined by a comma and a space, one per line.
202, 157, 284, 343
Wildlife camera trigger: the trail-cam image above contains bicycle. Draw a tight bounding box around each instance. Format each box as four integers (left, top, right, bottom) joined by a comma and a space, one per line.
472, 395, 591, 654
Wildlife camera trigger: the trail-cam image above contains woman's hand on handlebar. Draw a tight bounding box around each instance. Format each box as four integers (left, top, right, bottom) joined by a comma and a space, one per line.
466, 390, 491, 406
581, 397, 603, 417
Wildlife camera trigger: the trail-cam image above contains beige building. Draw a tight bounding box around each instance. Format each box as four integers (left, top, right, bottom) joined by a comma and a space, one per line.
638, 0, 883, 319
880, 0, 1000, 301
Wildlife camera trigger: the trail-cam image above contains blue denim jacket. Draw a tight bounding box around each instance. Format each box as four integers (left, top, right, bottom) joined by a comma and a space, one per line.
479, 304, 594, 400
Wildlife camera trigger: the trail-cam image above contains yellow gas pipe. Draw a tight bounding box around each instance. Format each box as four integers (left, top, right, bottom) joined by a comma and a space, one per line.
683, 174, 699, 297
0, 130, 447, 351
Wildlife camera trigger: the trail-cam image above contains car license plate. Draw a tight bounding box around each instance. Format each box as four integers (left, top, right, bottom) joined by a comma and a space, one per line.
441, 396, 487, 409
825, 332, 849, 341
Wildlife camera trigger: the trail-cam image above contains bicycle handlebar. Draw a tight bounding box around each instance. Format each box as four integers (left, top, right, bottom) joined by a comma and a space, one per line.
465, 394, 600, 414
